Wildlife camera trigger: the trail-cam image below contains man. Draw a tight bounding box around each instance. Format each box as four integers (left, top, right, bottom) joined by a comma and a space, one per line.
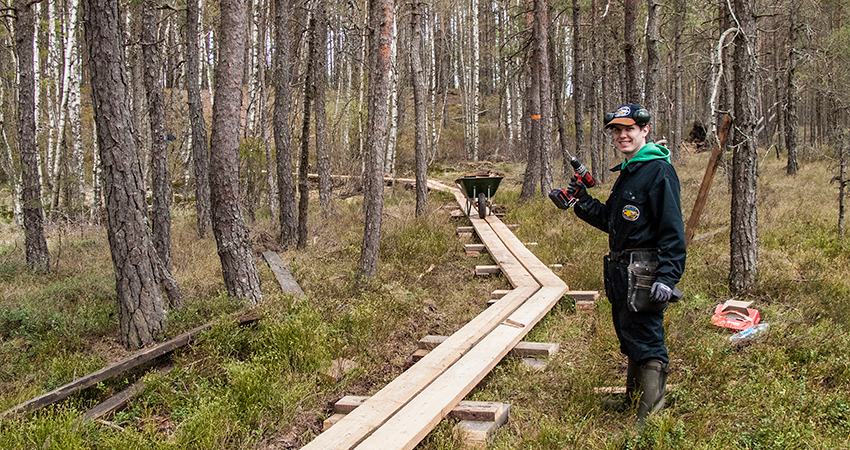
566, 104, 686, 425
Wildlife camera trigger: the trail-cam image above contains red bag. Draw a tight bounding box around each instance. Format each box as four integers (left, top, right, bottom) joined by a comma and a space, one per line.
711, 302, 760, 331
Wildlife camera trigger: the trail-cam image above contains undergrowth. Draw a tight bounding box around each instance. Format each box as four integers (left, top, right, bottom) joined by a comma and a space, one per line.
0, 151, 849, 449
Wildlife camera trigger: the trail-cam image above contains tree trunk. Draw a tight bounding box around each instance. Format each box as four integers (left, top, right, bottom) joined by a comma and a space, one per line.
298, 20, 313, 250
209, 0, 263, 303
412, 0, 429, 218
572, 0, 585, 165
143, 1, 173, 272
623, 0, 638, 102
519, 1, 540, 202
645, 0, 660, 140
274, 0, 297, 249
470, 0, 480, 162
535, 0, 553, 194
785, 7, 799, 175
16, 0, 50, 273
84, 0, 182, 348
187, 0, 212, 237
358, 0, 393, 280
729, 0, 759, 293
314, 0, 332, 213
670, 0, 684, 161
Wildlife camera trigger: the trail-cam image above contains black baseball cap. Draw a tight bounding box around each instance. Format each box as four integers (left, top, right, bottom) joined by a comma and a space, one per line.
604, 104, 649, 128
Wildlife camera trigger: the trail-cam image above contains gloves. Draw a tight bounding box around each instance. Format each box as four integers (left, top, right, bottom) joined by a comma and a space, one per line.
650, 282, 673, 303
566, 177, 590, 204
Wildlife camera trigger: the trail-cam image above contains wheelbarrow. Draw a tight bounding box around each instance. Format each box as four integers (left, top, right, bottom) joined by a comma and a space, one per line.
455, 172, 503, 219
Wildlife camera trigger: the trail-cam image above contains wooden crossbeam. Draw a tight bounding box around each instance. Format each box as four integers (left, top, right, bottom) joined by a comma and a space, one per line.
417, 335, 559, 358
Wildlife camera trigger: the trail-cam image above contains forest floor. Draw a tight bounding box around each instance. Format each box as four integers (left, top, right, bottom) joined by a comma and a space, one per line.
1, 149, 849, 449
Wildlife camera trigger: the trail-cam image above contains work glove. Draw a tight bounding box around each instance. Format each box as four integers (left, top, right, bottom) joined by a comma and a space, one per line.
566, 177, 590, 204
650, 282, 673, 303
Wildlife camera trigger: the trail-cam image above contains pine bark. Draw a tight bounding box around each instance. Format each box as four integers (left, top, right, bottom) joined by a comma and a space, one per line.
412, 0, 429, 218
143, 1, 173, 272
314, 0, 332, 213
645, 0, 660, 139
623, 0, 638, 102
209, 0, 263, 303
186, 0, 212, 237
16, 0, 50, 273
274, 0, 297, 249
572, 0, 585, 164
358, 0, 393, 279
535, 0, 553, 194
84, 0, 182, 348
730, 0, 759, 293
297, 21, 313, 250
519, 0, 540, 202
785, 7, 799, 175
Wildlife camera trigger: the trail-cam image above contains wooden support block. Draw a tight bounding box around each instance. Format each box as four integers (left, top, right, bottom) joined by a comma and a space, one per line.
453, 403, 510, 448
594, 385, 675, 395
548, 264, 563, 270
524, 242, 538, 247
456, 226, 475, 235
576, 301, 595, 312
465, 244, 486, 252
446, 204, 461, 211
490, 290, 511, 300
565, 290, 600, 302
323, 413, 347, 431
334, 396, 509, 423
318, 358, 358, 385
451, 209, 466, 219
522, 357, 547, 371
417, 336, 559, 358
474, 265, 501, 276
507, 224, 519, 230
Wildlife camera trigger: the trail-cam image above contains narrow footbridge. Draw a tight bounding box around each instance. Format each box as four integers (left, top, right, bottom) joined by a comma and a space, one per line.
302, 178, 570, 449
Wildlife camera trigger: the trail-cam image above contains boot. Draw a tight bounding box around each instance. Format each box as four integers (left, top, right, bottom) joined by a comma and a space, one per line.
636, 359, 669, 426
601, 358, 640, 411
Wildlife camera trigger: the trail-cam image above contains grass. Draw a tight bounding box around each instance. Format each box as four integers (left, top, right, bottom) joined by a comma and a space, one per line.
1, 149, 850, 449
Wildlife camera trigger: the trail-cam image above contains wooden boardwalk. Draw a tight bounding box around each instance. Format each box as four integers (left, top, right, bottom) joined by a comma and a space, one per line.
302, 179, 569, 450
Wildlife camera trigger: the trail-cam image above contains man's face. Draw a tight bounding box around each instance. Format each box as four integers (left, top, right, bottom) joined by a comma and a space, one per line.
608, 124, 649, 160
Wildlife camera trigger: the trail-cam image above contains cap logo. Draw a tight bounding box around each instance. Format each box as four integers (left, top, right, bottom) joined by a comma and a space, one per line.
614, 106, 632, 118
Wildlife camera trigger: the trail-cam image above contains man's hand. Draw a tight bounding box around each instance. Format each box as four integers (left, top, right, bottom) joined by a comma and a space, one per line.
650, 282, 673, 302
566, 177, 590, 203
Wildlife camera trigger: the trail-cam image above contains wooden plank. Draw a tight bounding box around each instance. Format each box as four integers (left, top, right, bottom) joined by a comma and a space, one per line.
351, 285, 565, 450
299, 285, 539, 450
333, 396, 509, 422
465, 244, 486, 252
576, 301, 596, 312
80, 365, 173, 424
418, 335, 559, 357
685, 113, 733, 247
262, 251, 306, 298
2, 323, 211, 418
468, 216, 536, 288
456, 226, 474, 235
486, 217, 567, 289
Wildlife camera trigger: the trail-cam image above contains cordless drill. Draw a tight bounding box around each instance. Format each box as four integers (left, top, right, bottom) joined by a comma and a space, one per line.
549, 157, 596, 210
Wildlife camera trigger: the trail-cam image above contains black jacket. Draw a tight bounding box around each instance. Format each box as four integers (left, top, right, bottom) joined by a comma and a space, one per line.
574, 159, 686, 288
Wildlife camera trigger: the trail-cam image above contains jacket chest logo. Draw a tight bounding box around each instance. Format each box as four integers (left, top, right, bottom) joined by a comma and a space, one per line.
622, 204, 640, 221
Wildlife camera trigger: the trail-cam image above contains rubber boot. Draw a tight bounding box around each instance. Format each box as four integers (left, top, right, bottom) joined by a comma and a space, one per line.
601, 358, 640, 411
636, 359, 669, 426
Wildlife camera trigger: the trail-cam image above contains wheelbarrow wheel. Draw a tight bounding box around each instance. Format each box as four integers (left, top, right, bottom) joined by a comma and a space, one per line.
477, 193, 487, 219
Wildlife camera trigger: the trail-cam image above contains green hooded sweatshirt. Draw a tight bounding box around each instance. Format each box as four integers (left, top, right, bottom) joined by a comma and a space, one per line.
621, 142, 671, 170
